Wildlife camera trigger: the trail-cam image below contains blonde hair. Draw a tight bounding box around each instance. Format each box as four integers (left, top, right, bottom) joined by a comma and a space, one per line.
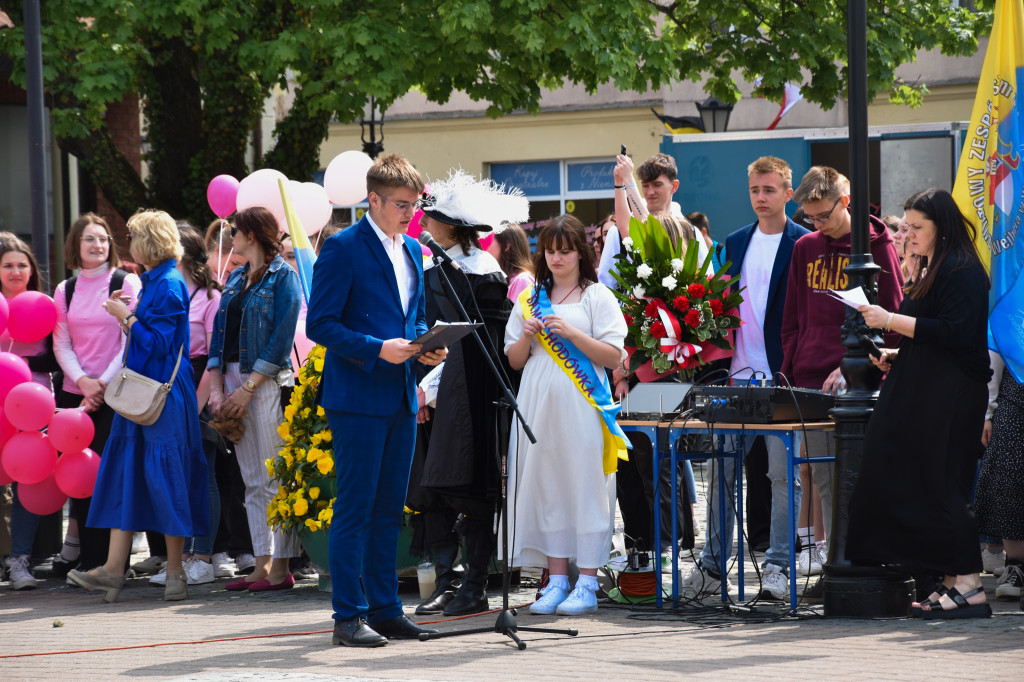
365, 153, 425, 197
127, 209, 183, 267
747, 156, 793, 190
793, 166, 850, 205
656, 214, 692, 258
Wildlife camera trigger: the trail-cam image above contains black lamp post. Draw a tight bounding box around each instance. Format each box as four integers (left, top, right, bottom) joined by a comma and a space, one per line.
360, 96, 385, 159
695, 96, 733, 133
822, 0, 914, 618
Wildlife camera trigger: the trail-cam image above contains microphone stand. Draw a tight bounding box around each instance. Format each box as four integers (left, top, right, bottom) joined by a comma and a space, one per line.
417, 256, 577, 650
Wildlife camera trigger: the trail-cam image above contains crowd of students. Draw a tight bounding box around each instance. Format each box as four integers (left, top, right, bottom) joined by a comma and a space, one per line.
3, 148, 1019, 629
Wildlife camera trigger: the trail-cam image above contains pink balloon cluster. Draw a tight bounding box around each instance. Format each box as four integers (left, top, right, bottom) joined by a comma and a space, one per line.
205, 150, 375, 237
0, 353, 99, 514
2, 291, 57, 344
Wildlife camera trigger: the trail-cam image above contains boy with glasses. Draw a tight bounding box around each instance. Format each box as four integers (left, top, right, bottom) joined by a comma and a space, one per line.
781, 166, 903, 592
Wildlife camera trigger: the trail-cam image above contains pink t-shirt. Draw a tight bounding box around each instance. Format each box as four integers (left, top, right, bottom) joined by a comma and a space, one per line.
507, 271, 535, 302
53, 266, 142, 394
187, 284, 221, 358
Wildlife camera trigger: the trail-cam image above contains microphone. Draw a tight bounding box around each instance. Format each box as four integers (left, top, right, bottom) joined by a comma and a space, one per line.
417, 231, 461, 270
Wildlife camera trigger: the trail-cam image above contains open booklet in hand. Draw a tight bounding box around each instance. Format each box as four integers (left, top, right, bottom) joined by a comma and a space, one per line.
412, 321, 481, 357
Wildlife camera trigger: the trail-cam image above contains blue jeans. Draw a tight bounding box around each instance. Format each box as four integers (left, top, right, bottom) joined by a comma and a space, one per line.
699, 434, 800, 576
10, 484, 41, 557
187, 433, 221, 556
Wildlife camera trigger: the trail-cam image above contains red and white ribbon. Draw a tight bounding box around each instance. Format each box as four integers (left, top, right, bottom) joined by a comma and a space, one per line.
651, 299, 702, 365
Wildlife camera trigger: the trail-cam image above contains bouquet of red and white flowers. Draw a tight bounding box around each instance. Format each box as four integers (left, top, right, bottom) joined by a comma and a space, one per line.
610, 215, 743, 378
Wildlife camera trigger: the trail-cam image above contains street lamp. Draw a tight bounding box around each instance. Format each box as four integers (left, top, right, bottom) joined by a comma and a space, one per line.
360, 96, 385, 159
695, 96, 733, 133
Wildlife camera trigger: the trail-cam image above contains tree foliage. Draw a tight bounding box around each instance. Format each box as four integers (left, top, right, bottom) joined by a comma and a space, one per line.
0, 0, 995, 226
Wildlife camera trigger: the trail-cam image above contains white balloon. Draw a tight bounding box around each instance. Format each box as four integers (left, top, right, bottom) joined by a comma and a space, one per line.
324, 151, 374, 206
236, 168, 288, 227
282, 181, 333, 237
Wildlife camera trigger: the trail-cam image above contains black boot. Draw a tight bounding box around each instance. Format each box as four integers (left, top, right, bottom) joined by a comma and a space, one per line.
443, 520, 494, 617
415, 542, 462, 615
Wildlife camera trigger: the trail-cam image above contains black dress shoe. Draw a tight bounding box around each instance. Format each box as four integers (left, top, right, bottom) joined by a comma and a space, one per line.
332, 618, 387, 647
415, 588, 456, 615
442, 589, 489, 617
372, 614, 438, 639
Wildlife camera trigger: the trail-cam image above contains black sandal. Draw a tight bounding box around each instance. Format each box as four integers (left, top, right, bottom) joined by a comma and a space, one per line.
921, 586, 992, 620
909, 584, 948, 618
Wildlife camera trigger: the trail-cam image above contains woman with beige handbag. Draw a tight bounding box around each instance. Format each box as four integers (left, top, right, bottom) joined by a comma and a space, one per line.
68, 210, 208, 603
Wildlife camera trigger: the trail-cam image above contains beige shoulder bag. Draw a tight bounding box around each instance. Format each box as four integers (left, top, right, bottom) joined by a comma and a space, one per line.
104, 325, 185, 426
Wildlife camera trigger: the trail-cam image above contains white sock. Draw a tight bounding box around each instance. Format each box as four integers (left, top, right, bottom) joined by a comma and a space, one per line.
576, 574, 599, 592
60, 537, 81, 561
547, 574, 570, 590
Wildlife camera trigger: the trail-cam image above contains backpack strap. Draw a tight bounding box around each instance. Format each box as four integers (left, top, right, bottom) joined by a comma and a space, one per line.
63, 275, 79, 308
109, 268, 128, 295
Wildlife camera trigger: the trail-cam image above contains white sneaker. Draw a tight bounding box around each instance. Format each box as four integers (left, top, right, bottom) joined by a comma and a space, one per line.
678, 564, 728, 600
798, 543, 826, 577
149, 566, 168, 586
211, 552, 236, 578
7, 555, 38, 590
995, 563, 1023, 599
529, 583, 569, 615
235, 553, 256, 574
555, 583, 598, 615
982, 545, 1006, 577
183, 557, 215, 585
759, 564, 789, 601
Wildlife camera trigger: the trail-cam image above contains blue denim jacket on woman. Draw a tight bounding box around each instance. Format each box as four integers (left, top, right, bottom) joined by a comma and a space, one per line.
208, 254, 301, 378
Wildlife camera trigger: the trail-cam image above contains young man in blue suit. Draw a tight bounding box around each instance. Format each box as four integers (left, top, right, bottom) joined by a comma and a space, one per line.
679, 156, 810, 601
307, 153, 447, 647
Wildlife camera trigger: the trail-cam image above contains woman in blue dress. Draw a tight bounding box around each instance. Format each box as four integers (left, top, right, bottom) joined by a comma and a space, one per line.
68, 210, 207, 602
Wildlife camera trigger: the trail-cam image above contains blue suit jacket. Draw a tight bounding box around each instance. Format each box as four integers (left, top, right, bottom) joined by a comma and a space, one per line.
306, 216, 429, 416
724, 218, 809, 377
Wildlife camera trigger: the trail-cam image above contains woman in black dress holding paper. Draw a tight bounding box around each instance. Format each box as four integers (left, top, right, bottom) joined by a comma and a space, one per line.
851, 188, 991, 619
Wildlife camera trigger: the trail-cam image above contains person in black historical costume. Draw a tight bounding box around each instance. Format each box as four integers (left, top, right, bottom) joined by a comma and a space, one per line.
406, 171, 529, 616
851, 188, 992, 619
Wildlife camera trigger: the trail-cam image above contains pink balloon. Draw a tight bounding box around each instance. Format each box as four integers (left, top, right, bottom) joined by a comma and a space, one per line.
18, 473, 67, 515
0, 352, 32, 404
0, 457, 12, 486
0, 406, 16, 447
207, 175, 240, 218
55, 448, 101, 499
420, 244, 431, 258
48, 408, 96, 453
1, 431, 57, 484
479, 234, 495, 251
0, 294, 9, 332
323, 151, 373, 206
407, 208, 424, 239
236, 168, 288, 227
5, 381, 56, 431
6, 291, 57, 343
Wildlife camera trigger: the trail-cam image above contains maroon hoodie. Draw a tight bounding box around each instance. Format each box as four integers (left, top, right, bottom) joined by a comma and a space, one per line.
780, 214, 904, 389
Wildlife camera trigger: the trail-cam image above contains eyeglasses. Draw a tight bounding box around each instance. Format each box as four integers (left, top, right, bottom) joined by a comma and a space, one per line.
381, 195, 424, 214
802, 197, 843, 226
82, 235, 111, 245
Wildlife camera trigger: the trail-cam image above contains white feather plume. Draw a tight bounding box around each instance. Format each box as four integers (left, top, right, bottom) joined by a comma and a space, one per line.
426, 169, 530, 233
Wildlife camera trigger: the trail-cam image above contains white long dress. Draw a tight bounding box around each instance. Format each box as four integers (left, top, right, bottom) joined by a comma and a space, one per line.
503, 283, 627, 569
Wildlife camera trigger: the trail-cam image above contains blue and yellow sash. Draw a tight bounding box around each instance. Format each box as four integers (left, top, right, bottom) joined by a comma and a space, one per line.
520, 285, 630, 474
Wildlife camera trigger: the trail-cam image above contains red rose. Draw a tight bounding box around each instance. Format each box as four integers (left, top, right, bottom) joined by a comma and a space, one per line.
687, 283, 706, 298
673, 295, 689, 313
650, 321, 667, 338
709, 299, 723, 316
684, 310, 702, 328
644, 301, 660, 319
624, 313, 634, 326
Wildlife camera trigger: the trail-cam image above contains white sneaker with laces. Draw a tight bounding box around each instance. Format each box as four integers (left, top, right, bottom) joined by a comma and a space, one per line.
211, 552, 236, 578
678, 564, 728, 600
995, 563, 1023, 599
7, 555, 37, 590
555, 583, 598, 615
235, 553, 256, 574
797, 547, 821, 577
183, 557, 215, 585
982, 545, 1006, 577
759, 564, 789, 601
529, 583, 569, 615
149, 566, 168, 586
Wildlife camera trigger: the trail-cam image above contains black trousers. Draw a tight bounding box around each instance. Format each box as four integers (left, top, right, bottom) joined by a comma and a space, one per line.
616, 431, 694, 554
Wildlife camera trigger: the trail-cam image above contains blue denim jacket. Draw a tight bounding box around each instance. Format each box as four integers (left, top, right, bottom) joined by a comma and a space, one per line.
208, 254, 301, 377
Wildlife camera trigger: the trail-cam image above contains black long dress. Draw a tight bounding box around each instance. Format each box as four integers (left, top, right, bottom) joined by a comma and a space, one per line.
847, 255, 991, 576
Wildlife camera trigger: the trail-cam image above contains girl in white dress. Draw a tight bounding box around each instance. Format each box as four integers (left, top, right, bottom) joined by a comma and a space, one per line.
504, 215, 627, 616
